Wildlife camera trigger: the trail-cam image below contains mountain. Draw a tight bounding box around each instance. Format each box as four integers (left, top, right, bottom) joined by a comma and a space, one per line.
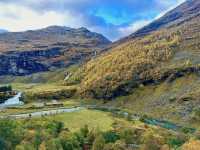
67, 0, 200, 99
110, 0, 200, 48
65, 0, 200, 125
0, 26, 111, 76
0, 29, 8, 33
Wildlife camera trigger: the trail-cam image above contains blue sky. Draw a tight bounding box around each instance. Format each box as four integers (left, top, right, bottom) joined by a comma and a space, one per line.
0, 0, 185, 41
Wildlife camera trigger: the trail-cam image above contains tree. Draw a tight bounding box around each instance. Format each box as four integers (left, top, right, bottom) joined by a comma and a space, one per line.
15, 142, 35, 150
120, 128, 138, 145
33, 131, 43, 150
0, 119, 23, 149
141, 131, 164, 150
80, 125, 89, 138
0, 85, 12, 92
92, 134, 105, 150
103, 140, 127, 150
59, 132, 81, 150
103, 131, 120, 143
0, 137, 7, 150
45, 138, 63, 150
46, 120, 64, 137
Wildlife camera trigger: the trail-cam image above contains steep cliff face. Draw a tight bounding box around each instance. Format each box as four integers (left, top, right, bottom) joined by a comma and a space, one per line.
0, 26, 111, 76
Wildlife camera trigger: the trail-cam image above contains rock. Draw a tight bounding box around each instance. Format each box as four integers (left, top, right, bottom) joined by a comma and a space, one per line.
0, 26, 111, 76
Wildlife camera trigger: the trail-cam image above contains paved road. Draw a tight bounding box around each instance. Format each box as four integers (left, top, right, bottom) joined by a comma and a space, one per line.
1, 107, 83, 119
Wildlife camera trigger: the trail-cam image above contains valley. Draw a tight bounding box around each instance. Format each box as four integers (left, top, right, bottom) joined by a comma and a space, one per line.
0, 0, 200, 149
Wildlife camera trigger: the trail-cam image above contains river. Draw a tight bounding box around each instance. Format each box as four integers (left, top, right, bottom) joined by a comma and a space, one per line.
0, 92, 24, 108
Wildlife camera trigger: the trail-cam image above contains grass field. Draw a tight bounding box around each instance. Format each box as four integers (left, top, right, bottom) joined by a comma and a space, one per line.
102, 74, 200, 128
25, 109, 119, 132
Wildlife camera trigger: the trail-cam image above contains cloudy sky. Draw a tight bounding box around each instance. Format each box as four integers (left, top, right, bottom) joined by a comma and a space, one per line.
0, 0, 185, 41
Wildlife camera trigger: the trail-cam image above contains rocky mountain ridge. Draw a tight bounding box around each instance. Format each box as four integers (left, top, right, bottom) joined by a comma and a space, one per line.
0, 26, 111, 75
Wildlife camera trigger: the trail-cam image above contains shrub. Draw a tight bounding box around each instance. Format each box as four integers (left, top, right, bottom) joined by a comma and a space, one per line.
167, 137, 185, 149
103, 131, 120, 143
92, 134, 105, 150
181, 140, 200, 150
0, 85, 12, 92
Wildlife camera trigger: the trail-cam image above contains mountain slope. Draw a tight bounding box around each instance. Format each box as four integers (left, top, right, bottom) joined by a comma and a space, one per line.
67, 0, 200, 99
110, 0, 200, 48
0, 26, 111, 75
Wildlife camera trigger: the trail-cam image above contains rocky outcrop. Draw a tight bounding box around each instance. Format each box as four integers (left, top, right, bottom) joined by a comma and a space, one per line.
0, 26, 111, 76
0, 54, 49, 75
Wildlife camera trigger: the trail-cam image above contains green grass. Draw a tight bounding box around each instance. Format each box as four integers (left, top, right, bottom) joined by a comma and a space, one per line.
29, 109, 116, 132
102, 74, 200, 128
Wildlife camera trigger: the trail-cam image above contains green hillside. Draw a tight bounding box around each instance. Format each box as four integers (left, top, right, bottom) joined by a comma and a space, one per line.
68, 15, 200, 99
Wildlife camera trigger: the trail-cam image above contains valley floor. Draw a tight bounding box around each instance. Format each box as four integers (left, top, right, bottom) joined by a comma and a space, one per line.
1, 73, 200, 149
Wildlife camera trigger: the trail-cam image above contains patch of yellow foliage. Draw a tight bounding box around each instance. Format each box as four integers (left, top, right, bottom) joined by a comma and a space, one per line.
181, 140, 200, 150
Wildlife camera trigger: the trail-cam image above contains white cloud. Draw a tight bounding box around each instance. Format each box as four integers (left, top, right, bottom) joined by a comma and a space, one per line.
118, 20, 151, 38
0, 0, 187, 40
0, 2, 85, 32
117, 0, 186, 39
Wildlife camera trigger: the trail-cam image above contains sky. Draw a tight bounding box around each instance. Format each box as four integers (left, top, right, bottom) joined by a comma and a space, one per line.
0, 0, 186, 41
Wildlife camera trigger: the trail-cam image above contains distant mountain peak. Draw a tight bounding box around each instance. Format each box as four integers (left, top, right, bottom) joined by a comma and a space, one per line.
0, 26, 111, 76
77, 27, 89, 31
0, 29, 8, 34
43, 25, 73, 31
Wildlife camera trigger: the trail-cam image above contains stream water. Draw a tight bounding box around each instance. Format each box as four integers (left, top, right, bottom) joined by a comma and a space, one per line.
0, 92, 24, 108
87, 106, 196, 133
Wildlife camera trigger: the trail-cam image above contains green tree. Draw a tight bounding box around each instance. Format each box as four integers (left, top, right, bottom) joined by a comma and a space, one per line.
103, 131, 120, 143
92, 134, 105, 150
46, 120, 64, 137
120, 128, 138, 144
80, 125, 89, 138
59, 132, 81, 150
141, 131, 163, 150
103, 140, 127, 150
0, 137, 7, 150
0, 119, 23, 149
46, 138, 63, 150
33, 130, 43, 150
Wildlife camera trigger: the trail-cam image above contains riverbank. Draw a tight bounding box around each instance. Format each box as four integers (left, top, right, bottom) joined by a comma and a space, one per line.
0, 103, 196, 134
87, 105, 196, 134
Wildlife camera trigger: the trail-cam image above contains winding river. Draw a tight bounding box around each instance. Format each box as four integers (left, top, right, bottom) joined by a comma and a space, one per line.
0, 92, 24, 108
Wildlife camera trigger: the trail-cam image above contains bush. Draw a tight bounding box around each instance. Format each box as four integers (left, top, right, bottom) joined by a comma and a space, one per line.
92, 134, 105, 150
24, 88, 76, 102
0, 85, 12, 92
0, 119, 24, 150
120, 128, 139, 144
167, 137, 185, 149
103, 131, 120, 143
191, 108, 200, 121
